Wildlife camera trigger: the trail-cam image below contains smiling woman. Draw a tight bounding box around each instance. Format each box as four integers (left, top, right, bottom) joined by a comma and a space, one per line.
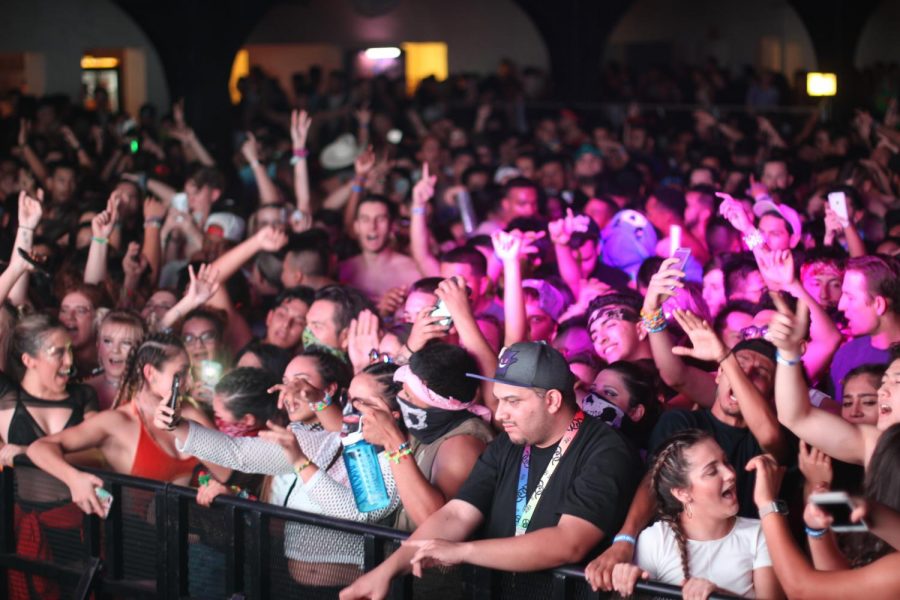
85, 310, 147, 410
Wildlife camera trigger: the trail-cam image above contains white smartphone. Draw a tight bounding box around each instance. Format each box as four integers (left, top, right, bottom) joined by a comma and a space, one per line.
827, 191, 850, 226
669, 225, 682, 257
95, 487, 114, 519
171, 192, 189, 213
809, 491, 867, 532
672, 247, 691, 274
430, 299, 452, 327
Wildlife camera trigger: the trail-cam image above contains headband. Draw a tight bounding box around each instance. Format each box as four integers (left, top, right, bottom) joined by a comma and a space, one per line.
393, 364, 492, 422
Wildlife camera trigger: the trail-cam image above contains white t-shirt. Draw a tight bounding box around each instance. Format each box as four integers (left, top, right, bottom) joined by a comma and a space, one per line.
635, 517, 771, 598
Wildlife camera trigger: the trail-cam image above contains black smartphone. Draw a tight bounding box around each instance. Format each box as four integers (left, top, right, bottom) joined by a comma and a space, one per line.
168, 373, 181, 412
17, 247, 48, 275
810, 491, 868, 532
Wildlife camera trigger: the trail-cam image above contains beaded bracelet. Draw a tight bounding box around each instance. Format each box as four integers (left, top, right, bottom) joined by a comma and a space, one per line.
640, 308, 667, 333
309, 393, 333, 412
389, 448, 414, 464
743, 228, 765, 251
294, 458, 313, 474
92, 236, 109, 245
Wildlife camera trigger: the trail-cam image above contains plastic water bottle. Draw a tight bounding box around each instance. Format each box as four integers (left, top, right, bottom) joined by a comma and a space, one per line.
341, 430, 390, 513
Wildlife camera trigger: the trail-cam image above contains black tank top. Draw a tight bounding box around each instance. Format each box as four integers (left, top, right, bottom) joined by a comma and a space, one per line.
0, 374, 98, 445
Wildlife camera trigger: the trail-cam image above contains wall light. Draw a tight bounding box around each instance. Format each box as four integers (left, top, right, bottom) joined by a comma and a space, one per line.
807, 72, 837, 97
81, 55, 119, 69
365, 47, 402, 60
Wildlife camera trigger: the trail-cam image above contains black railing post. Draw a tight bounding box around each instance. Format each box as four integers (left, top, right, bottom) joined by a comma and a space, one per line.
224, 503, 243, 595
551, 570, 571, 600
470, 565, 496, 600
104, 480, 124, 581
0, 466, 15, 593
164, 488, 189, 598
155, 488, 169, 598
245, 510, 270, 600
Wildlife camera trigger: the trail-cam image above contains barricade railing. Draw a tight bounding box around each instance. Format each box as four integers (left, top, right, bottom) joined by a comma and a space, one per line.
0, 460, 734, 599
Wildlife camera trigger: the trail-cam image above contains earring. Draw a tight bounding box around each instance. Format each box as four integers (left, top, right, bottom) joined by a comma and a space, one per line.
684, 502, 693, 519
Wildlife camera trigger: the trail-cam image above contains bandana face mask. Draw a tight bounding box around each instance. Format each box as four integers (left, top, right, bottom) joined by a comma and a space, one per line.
396, 395, 471, 444
214, 415, 262, 438
302, 328, 348, 361
580, 392, 626, 428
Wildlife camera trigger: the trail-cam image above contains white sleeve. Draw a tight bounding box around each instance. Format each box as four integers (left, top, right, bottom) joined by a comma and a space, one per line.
178, 421, 294, 475
751, 520, 773, 569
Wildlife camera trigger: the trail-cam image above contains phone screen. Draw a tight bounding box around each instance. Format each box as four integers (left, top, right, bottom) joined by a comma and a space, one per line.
827, 191, 850, 224
672, 248, 691, 273
811, 493, 867, 532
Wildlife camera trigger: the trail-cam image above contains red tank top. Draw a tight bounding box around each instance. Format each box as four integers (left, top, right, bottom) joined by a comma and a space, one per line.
129, 403, 198, 482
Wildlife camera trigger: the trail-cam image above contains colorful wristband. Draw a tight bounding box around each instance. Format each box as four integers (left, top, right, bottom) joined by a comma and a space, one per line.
775, 350, 802, 367
309, 393, 333, 412
805, 526, 828, 538
92, 236, 109, 245
294, 459, 313, 475
292, 148, 309, 158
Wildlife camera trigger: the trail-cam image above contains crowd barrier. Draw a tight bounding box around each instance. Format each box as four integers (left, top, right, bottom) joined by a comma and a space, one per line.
0, 460, 734, 599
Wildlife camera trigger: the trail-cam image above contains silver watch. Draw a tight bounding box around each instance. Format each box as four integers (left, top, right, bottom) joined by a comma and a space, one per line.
758, 499, 789, 518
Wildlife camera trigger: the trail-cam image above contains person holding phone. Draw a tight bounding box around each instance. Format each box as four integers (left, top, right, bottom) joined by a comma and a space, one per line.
749, 425, 900, 600
27, 333, 228, 515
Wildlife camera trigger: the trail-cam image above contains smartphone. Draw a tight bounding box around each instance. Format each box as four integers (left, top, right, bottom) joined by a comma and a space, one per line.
430, 299, 453, 327
199, 360, 223, 387
827, 191, 850, 226
17, 247, 48, 275
810, 491, 867, 532
669, 225, 682, 257
95, 487, 114, 519
171, 192, 189, 213
672, 247, 691, 274
168, 373, 181, 412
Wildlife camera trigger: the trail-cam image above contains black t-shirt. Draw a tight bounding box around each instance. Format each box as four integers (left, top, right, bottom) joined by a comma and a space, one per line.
455, 413, 642, 546
648, 409, 797, 518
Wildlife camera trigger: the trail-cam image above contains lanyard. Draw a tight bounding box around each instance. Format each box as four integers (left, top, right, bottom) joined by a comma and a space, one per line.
514, 410, 585, 536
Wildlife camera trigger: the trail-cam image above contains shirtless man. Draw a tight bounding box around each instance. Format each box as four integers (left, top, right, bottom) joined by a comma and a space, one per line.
338, 196, 419, 302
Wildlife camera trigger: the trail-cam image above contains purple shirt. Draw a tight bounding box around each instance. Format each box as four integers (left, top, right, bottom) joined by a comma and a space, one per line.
830, 336, 890, 399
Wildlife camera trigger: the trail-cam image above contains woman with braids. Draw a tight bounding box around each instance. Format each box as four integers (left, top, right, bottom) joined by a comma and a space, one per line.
27, 332, 229, 515
84, 309, 146, 410
607, 430, 783, 599
154, 352, 402, 588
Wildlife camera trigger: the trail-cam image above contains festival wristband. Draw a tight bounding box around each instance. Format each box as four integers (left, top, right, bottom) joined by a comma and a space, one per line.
292, 148, 309, 158
411, 206, 427, 216
198, 472, 212, 486
613, 534, 636, 545
92, 236, 109, 245
805, 527, 828, 538
742, 228, 765, 251
775, 350, 802, 367
351, 184, 364, 194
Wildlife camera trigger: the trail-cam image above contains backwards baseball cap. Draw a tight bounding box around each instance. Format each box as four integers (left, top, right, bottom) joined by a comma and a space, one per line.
731, 338, 777, 365
205, 212, 246, 243
522, 279, 566, 321
467, 341, 574, 392
752, 199, 802, 248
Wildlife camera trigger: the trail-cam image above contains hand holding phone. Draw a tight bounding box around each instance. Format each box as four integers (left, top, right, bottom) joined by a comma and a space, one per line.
810, 491, 867, 532
430, 299, 453, 327
95, 487, 114, 519
827, 191, 850, 227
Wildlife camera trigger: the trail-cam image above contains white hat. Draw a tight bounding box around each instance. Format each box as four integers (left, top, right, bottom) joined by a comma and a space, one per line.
320, 134, 359, 170
205, 212, 246, 243
752, 199, 802, 248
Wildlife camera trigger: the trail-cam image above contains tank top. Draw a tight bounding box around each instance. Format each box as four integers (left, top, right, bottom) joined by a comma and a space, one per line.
3, 379, 97, 446
128, 402, 198, 482
393, 417, 495, 531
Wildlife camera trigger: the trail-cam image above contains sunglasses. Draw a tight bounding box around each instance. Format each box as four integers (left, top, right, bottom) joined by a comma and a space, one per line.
739, 325, 768, 341
589, 307, 640, 328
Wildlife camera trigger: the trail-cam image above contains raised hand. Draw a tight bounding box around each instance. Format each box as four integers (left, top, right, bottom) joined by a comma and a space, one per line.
184, 263, 220, 307
290, 109, 312, 150
143, 196, 167, 221
153, 395, 180, 431
91, 192, 120, 240
547, 208, 590, 246
122, 242, 149, 280
491, 230, 522, 264
764, 290, 809, 359
435, 276, 472, 321
746, 174, 769, 201
671, 309, 728, 363
747, 453, 785, 509
254, 225, 288, 252
716, 192, 753, 234
376, 286, 406, 319
347, 309, 382, 373
258, 421, 307, 466
823, 206, 844, 245
412, 162, 436, 208
798, 441, 833, 491
643, 256, 686, 313
354, 145, 376, 178
17, 189, 43, 230
756, 248, 795, 291
240, 131, 260, 164
406, 306, 449, 353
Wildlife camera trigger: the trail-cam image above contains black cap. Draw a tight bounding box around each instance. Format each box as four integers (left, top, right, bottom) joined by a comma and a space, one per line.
467, 341, 573, 392
732, 338, 777, 364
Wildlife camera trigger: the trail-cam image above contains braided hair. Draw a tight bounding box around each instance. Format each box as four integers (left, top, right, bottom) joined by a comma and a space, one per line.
359, 361, 402, 411
112, 332, 186, 409
648, 429, 714, 582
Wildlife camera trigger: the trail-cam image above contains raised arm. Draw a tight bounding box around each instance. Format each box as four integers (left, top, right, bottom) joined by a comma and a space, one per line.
84, 192, 120, 284
672, 308, 789, 461
409, 162, 441, 277
60, 125, 95, 170
766, 292, 874, 466
16, 120, 48, 183
342, 146, 375, 237
241, 132, 279, 205
9, 190, 43, 306
493, 230, 527, 346
141, 197, 166, 286
642, 257, 717, 406
158, 264, 220, 330
549, 209, 589, 299
290, 110, 313, 216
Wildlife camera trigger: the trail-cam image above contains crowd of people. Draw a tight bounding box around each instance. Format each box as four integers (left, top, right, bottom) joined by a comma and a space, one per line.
0, 59, 899, 599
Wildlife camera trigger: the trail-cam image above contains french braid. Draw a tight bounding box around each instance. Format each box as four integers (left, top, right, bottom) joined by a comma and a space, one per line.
112, 332, 185, 409
648, 429, 713, 582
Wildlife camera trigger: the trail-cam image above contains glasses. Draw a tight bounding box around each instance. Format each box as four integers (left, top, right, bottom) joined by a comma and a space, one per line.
740, 325, 768, 340
368, 349, 394, 364
589, 307, 639, 328
183, 331, 218, 346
